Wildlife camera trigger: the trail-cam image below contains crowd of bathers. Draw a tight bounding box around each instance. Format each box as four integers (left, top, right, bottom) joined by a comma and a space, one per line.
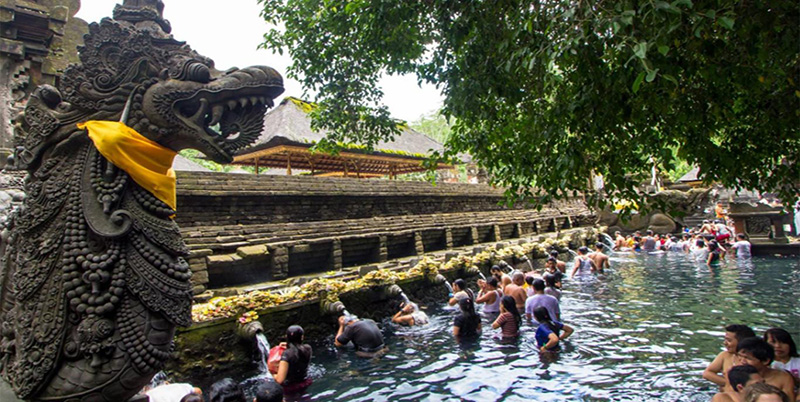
613, 224, 752, 265
138, 218, 793, 402
704, 325, 798, 402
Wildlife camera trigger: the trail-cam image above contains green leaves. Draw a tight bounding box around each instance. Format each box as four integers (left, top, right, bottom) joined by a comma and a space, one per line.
633, 71, 646, 93
259, 0, 800, 208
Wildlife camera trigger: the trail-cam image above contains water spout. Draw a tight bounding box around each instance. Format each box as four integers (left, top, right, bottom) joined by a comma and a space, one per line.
386, 284, 411, 304
521, 256, 534, 272
238, 320, 264, 340
255, 332, 271, 375
567, 249, 579, 261
600, 233, 615, 251
478, 271, 487, 281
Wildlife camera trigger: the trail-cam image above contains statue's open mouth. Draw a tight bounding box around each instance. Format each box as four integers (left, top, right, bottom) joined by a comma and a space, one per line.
174, 87, 276, 162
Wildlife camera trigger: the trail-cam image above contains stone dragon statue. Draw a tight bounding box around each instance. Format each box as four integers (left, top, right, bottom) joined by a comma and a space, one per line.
0, 1, 283, 400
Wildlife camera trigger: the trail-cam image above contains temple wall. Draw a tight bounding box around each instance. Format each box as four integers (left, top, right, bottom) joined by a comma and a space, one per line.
175, 172, 553, 227
174, 172, 594, 296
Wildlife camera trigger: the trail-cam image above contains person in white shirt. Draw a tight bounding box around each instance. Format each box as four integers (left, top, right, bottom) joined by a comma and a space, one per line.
690, 239, 709, 262
731, 233, 752, 258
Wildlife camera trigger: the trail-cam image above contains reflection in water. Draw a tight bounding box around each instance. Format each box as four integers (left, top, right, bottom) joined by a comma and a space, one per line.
230, 255, 799, 401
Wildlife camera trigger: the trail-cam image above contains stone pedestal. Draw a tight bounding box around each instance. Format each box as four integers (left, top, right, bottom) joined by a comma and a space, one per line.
729, 202, 789, 244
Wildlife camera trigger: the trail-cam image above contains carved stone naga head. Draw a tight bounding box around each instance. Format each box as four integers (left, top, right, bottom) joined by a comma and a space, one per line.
13, 0, 284, 170
0, 0, 283, 400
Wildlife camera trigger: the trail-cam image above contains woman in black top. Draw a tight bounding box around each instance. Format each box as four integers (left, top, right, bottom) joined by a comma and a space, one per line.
273, 325, 312, 393
453, 297, 481, 338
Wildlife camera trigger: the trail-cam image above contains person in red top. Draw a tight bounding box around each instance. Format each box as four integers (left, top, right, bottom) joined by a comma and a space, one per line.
491, 296, 521, 338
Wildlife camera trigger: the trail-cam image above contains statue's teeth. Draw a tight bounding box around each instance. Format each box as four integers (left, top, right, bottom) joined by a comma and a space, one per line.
227, 100, 238, 110
265, 98, 274, 108
250, 96, 259, 106
258, 97, 267, 105
239, 98, 249, 108
209, 104, 225, 126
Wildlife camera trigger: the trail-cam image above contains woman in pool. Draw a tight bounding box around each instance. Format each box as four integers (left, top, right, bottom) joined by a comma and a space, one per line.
448, 278, 474, 306
475, 276, 502, 315
707, 241, 724, 266
491, 296, 521, 338
273, 325, 313, 394
764, 328, 800, 386
392, 302, 429, 326
453, 297, 481, 338
532, 306, 574, 352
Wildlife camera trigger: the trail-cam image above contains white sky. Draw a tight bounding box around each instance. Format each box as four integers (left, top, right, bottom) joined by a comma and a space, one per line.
74, 0, 443, 122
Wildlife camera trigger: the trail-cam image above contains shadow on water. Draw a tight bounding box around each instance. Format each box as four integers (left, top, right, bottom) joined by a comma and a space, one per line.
220, 254, 800, 402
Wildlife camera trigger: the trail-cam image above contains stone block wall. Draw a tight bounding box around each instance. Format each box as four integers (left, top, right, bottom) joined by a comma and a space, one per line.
175, 172, 555, 227
174, 172, 594, 295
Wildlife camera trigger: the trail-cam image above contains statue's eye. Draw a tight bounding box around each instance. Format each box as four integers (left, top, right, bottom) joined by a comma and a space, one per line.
185, 62, 211, 83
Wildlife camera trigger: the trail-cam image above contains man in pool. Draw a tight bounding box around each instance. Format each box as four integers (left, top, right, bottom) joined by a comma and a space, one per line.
704, 324, 756, 389
588, 242, 610, 273
504, 272, 528, 314
734, 337, 795, 400
335, 316, 386, 357
712, 365, 764, 402
549, 250, 567, 273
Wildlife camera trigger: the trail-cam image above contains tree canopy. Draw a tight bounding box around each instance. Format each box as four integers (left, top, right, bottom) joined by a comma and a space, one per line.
259, 0, 799, 207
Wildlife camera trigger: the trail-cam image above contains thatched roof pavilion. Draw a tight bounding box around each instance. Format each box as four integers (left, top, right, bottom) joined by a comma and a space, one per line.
232, 97, 455, 178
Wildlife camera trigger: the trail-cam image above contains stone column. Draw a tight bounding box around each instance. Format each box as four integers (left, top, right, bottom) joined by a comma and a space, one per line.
269, 245, 289, 279
470, 226, 479, 245
331, 239, 342, 270
414, 231, 424, 254
378, 235, 388, 262
445, 228, 453, 248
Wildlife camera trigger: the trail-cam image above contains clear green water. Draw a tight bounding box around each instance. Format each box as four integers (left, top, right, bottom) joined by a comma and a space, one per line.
237, 253, 800, 401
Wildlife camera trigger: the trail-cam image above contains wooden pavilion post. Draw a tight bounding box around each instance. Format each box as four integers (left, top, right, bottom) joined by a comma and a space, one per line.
343, 160, 349, 177
255, 157, 260, 175
286, 153, 292, 176
389, 164, 396, 180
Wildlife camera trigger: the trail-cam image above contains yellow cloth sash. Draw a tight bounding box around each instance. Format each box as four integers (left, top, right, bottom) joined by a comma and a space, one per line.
78, 121, 177, 211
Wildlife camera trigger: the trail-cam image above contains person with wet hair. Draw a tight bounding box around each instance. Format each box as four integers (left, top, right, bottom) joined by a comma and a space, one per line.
448, 278, 474, 306
490, 264, 512, 289
742, 383, 791, 402
453, 297, 481, 339
543, 273, 562, 301
274, 325, 312, 393
491, 296, 521, 338
704, 324, 757, 388
691, 238, 709, 263
209, 378, 246, 402
335, 316, 386, 358
548, 250, 567, 273
732, 233, 752, 259
570, 246, 597, 278
475, 276, 502, 314
392, 301, 429, 326
712, 365, 764, 402
588, 242, 610, 273
708, 240, 724, 266
764, 328, 800, 384
735, 337, 795, 400
180, 394, 204, 402
532, 306, 573, 352
254, 380, 284, 402
524, 278, 560, 322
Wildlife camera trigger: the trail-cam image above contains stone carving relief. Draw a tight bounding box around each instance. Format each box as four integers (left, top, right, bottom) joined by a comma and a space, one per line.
746, 216, 773, 237
0, 0, 284, 400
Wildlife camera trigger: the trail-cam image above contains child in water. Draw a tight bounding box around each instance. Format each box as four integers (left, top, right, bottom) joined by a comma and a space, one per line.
532, 306, 573, 352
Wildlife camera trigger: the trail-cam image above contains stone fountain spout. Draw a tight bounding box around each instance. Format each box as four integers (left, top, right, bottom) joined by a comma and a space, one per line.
237, 320, 264, 341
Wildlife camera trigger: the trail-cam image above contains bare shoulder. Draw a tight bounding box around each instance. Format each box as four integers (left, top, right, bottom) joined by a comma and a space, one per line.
711, 392, 735, 402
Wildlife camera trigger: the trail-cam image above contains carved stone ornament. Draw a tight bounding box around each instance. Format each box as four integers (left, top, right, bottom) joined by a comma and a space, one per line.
0, 0, 284, 399
746, 216, 773, 237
